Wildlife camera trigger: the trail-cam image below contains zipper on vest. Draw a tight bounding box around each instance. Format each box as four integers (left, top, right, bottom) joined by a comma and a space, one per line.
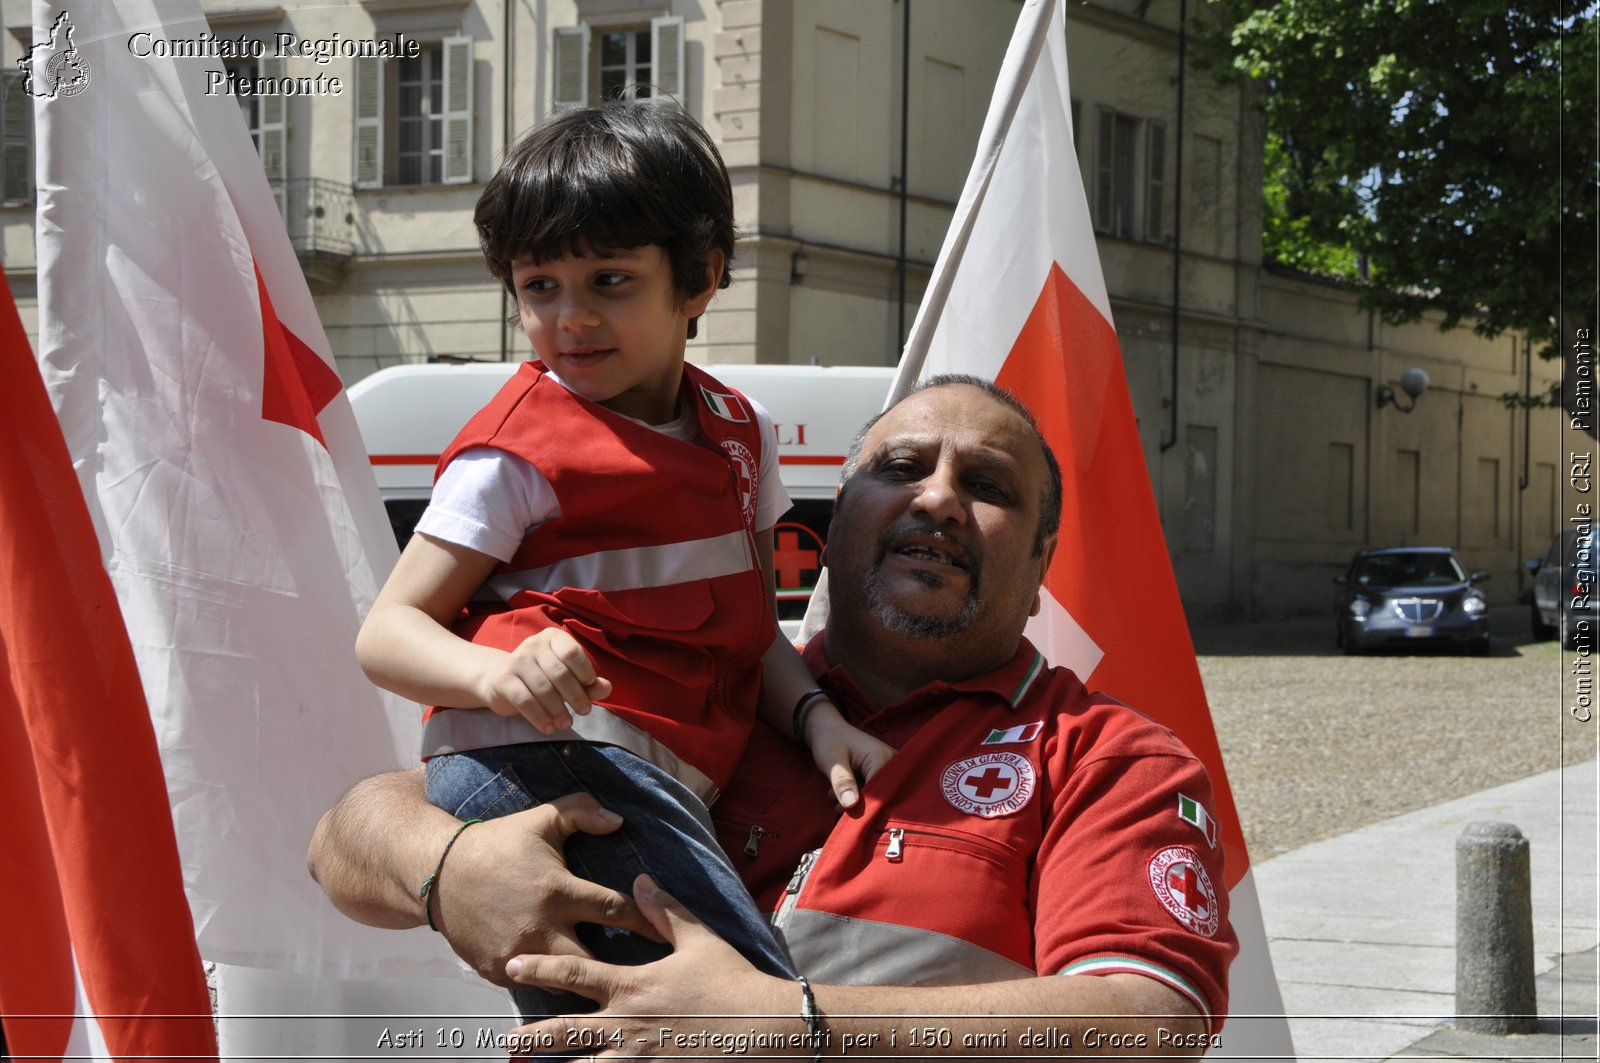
744, 824, 771, 857
884, 827, 905, 861
773, 848, 820, 928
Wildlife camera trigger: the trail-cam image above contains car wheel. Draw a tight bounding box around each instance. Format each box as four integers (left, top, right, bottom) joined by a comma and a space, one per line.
1530, 603, 1557, 641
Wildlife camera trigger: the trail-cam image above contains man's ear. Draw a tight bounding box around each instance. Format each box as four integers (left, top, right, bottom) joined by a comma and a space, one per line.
1029, 535, 1059, 617
680, 250, 726, 319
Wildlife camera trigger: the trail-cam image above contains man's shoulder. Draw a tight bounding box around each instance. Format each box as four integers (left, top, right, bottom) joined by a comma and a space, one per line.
1027, 661, 1200, 762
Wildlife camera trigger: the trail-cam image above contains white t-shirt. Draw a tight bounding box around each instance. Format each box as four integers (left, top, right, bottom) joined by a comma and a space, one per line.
417, 385, 791, 562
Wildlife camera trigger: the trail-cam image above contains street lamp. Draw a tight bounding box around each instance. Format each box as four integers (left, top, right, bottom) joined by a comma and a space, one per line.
1376, 368, 1430, 413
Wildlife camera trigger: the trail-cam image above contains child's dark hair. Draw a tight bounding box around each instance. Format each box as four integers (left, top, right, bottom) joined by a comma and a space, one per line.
475, 100, 735, 339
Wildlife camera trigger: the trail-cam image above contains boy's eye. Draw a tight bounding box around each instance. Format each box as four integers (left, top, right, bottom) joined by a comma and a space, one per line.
594, 271, 630, 288
521, 276, 555, 293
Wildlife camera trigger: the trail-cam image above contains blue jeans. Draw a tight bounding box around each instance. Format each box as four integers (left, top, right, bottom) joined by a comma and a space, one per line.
425, 741, 797, 1032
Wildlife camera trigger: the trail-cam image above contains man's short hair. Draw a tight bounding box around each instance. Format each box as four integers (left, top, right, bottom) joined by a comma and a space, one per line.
474, 100, 735, 338
841, 374, 1063, 555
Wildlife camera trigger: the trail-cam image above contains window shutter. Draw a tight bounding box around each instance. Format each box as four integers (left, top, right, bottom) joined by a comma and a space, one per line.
650, 15, 685, 103
1, 72, 32, 204
1145, 120, 1166, 242
553, 25, 590, 109
1094, 108, 1114, 233
442, 35, 473, 184
258, 54, 288, 214
353, 55, 383, 188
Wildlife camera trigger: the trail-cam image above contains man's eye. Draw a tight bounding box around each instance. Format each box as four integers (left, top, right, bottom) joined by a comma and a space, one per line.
969, 479, 1012, 502
878, 460, 920, 480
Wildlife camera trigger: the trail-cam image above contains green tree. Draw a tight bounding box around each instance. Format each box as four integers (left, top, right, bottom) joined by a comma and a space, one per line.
1205, 0, 1596, 392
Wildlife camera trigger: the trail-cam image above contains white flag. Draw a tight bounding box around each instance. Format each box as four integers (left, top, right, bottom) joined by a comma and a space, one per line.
888, 0, 1295, 1054
30, 0, 453, 982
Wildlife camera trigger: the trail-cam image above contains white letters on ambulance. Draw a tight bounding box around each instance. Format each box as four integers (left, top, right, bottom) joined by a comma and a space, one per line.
348, 362, 894, 640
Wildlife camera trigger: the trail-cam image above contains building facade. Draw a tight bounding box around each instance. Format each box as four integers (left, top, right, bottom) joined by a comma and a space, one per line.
1, 0, 1564, 621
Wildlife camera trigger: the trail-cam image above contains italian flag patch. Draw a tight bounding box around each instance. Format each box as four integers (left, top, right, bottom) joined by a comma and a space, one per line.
981, 721, 1043, 745
1178, 793, 1218, 848
700, 386, 750, 423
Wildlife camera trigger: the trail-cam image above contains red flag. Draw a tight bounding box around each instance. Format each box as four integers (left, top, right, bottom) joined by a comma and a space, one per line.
886, 0, 1294, 1055
0, 264, 218, 1059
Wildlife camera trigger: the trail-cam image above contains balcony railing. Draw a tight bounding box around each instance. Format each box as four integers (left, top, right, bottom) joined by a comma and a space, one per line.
273, 177, 355, 289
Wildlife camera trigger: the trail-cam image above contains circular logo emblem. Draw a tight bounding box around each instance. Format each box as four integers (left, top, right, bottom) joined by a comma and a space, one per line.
940, 752, 1036, 818
46, 49, 91, 98
720, 439, 758, 525
1147, 846, 1219, 938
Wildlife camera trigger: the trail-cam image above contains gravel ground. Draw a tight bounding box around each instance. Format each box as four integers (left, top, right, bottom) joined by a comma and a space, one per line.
1194, 616, 1597, 860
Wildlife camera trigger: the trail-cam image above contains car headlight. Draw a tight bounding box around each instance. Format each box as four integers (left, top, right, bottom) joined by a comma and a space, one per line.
1462, 596, 1486, 618
1349, 599, 1371, 619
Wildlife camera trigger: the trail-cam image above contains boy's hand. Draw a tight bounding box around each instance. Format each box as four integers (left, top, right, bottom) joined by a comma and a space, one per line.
800, 699, 895, 809
479, 629, 612, 733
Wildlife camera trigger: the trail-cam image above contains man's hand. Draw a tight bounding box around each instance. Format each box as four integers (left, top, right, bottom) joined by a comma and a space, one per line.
479, 628, 613, 732
505, 875, 793, 1052
430, 793, 656, 986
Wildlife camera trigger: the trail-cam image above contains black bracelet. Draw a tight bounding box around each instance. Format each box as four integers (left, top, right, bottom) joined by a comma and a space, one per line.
798, 975, 824, 1061
417, 818, 480, 932
791, 687, 829, 743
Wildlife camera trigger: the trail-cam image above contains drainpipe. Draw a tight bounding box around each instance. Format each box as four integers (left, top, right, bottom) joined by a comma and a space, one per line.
1161, 0, 1186, 452
896, 0, 911, 354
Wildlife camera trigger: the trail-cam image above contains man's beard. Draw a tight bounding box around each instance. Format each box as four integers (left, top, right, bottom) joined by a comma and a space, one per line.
863, 563, 980, 639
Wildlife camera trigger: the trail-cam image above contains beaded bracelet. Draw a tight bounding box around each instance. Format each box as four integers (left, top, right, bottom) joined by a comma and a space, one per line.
417, 818, 481, 932
798, 975, 824, 1062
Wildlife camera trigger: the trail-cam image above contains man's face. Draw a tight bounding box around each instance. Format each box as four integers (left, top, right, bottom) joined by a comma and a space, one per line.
827, 384, 1057, 659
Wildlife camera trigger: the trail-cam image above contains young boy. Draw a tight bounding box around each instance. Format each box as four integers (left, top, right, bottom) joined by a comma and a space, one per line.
355, 101, 893, 1028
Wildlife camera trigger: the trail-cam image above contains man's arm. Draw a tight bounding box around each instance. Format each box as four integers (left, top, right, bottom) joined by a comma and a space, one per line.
306, 768, 655, 986
507, 876, 1209, 1059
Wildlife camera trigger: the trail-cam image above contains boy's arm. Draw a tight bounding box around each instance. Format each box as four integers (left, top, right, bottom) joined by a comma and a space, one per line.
356, 533, 610, 725
752, 531, 894, 808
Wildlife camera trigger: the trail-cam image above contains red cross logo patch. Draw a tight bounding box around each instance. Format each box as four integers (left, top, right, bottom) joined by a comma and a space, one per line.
1147, 846, 1219, 938
939, 752, 1036, 818
719, 439, 758, 526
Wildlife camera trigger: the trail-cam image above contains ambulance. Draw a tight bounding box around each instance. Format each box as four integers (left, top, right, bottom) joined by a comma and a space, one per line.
348, 361, 896, 638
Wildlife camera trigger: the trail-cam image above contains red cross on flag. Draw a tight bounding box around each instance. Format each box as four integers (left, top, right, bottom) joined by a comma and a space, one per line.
875, 0, 1292, 1054
7, 1, 483, 1057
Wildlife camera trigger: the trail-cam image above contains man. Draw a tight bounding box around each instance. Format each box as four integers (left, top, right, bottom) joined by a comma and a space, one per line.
309, 376, 1236, 1055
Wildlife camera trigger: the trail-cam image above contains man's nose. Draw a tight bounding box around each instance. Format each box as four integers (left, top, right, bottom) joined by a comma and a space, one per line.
910, 466, 966, 524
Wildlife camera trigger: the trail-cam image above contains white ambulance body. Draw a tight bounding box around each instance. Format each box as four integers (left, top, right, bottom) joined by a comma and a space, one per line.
348, 362, 895, 637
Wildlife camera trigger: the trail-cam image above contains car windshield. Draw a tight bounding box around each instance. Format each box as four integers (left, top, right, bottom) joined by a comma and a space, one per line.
1354, 553, 1466, 589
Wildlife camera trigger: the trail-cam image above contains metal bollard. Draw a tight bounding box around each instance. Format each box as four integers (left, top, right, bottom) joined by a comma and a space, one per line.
1455, 821, 1538, 1034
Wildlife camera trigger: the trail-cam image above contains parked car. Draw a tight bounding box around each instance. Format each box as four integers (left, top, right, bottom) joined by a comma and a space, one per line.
1333, 547, 1491, 655
1526, 528, 1597, 649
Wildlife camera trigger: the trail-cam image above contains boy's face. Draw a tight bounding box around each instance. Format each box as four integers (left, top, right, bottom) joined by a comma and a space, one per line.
510, 244, 720, 425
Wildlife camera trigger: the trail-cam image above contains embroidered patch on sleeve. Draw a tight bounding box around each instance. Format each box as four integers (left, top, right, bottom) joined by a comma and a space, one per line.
1177, 793, 1219, 848
1147, 846, 1219, 937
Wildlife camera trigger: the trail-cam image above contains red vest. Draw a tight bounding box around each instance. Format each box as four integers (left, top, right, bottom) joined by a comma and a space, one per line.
431, 362, 771, 792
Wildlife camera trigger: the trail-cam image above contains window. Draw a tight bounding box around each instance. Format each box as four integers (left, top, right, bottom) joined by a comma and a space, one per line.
553, 16, 683, 109
1094, 108, 1136, 238
228, 56, 287, 199
1093, 108, 1168, 243
353, 37, 473, 188
2, 71, 33, 204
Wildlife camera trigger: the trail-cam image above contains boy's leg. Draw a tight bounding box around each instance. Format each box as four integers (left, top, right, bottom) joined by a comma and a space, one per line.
424, 743, 795, 1028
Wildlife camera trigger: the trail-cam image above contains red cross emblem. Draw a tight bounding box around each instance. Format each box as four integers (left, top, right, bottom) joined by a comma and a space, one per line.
719, 439, 758, 526
773, 524, 823, 592
1147, 846, 1219, 937
940, 752, 1036, 818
